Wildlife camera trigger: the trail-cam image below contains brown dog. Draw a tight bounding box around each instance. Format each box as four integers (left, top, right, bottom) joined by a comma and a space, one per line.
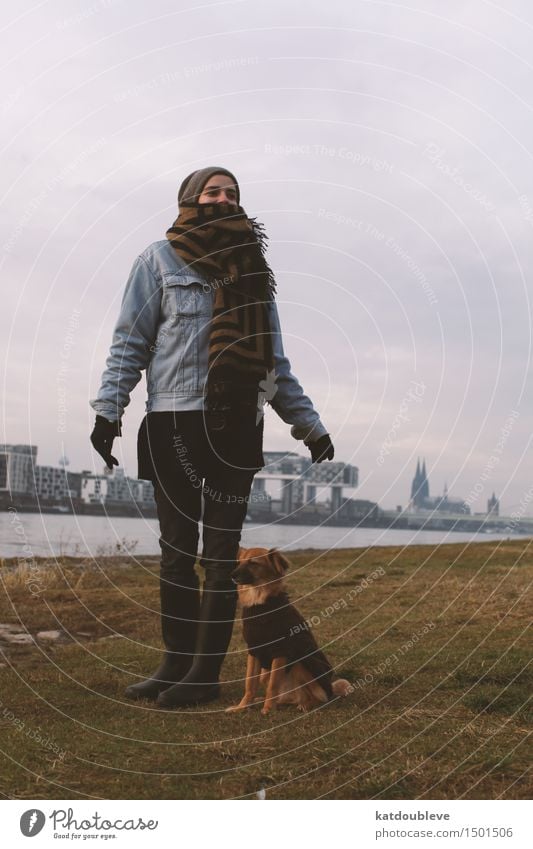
226, 546, 353, 715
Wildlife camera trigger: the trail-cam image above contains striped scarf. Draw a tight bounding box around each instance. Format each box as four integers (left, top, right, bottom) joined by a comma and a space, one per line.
166, 202, 276, 412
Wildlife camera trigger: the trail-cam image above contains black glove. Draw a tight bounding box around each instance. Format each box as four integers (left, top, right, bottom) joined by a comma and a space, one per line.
90, 415, 122, 470
307, 433, 334, 463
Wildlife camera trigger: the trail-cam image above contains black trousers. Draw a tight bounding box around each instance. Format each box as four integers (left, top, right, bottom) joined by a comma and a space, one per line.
137, 409, 264, 585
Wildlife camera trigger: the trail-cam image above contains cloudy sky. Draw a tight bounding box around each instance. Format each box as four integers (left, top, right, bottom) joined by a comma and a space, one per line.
2, 0, 533, 515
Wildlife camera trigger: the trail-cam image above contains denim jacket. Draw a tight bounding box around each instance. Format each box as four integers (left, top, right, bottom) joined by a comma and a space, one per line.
90, 240, 328, 444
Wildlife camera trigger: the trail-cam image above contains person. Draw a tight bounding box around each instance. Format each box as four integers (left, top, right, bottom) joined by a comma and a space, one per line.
89, 166, 334, 708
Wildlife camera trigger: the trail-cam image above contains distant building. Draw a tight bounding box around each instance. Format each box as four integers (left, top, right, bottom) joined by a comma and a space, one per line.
66, 471, 82, 500
408, 458, 470, 515
0, 444, 37, 495
137, 479, 155, 505
257, 451, 358, 515
81, 472, 107, 505
33, 465, 71, 501
106, 469, 155, 505
105, 469, 137, 503
410, 457, 430, 508
80, 469, 155, 506
339, 498, 380, 523
263, 451, 358, 485
487, 491, 499, 516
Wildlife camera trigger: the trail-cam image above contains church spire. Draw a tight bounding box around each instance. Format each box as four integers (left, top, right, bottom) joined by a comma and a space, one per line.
411, 457, 428, 507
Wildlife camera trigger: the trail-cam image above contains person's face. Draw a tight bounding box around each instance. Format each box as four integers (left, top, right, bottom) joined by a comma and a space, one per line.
197, 174, 238, 206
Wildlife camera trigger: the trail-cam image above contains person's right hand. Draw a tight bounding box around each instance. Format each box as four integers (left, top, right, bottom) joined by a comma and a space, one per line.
90, 415, 122, 470
307, 433, 334, 464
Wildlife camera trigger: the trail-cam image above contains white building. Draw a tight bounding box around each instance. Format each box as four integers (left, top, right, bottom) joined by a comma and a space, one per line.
0, 444, 37, 495
80, 469, 155, 505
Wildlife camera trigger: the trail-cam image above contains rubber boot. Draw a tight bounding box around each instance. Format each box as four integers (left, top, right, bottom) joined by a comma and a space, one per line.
124, 573, 200, 701
156, 579, 237, 708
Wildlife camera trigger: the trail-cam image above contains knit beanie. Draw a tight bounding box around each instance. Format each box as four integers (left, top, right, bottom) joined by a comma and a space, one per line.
177, 166, 240, 206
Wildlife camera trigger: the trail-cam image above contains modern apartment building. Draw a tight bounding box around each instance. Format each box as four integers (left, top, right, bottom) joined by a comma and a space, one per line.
0, 444, 37, 495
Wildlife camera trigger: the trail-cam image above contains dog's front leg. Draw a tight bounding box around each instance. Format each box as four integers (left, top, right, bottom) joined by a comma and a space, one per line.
261, 656, 287, 715
225, 653, 262, 712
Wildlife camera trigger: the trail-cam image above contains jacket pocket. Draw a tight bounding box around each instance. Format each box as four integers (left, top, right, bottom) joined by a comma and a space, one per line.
163, 271, 212, 317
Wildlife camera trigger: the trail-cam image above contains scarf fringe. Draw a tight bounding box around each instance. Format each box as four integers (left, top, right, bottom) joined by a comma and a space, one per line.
248, 217, 277, 299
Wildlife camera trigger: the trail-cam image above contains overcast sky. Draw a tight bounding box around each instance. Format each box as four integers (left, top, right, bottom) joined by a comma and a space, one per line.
2, 0, 533, 515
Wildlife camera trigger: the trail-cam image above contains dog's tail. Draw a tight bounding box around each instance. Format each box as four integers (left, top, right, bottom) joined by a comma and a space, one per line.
331, 678, 354, 698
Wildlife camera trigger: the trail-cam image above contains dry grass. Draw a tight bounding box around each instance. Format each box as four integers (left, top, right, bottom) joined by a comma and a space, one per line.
0, 540, 531, 800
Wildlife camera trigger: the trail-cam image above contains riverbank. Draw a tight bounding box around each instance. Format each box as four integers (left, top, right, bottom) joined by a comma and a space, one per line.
0, 540, 530, 799
1, 494, 523, 534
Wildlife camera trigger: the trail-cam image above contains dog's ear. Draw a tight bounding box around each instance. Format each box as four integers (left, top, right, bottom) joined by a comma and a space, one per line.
268, 547, 290, 576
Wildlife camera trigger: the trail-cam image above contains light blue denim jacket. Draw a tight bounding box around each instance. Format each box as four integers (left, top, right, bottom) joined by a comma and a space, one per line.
90, 240, 328, 444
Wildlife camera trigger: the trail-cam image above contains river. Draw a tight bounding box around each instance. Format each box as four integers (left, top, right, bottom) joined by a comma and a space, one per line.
0, 512, 523, 559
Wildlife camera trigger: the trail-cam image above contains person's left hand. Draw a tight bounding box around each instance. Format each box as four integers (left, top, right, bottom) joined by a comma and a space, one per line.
90, 415, 122, 470
307, 433, 334, 463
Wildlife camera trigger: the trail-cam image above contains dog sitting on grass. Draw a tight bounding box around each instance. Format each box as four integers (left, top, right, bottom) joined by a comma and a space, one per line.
226, 546, 353, 715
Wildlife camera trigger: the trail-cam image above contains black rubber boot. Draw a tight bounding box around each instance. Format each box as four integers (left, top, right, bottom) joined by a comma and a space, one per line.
156, 579, 237, 708
124, 573, 200, 701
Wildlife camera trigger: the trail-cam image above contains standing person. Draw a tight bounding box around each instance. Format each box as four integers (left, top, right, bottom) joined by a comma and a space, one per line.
90, 167, 334, 708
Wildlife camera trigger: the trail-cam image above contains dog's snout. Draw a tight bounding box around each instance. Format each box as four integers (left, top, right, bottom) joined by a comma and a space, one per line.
231, 563, 253, 585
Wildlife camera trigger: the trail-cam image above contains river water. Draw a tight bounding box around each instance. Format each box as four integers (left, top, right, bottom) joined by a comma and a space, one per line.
0, 511, 522, 559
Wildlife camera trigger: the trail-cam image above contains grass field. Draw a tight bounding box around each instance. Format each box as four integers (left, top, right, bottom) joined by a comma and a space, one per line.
0, 540, 531, 800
